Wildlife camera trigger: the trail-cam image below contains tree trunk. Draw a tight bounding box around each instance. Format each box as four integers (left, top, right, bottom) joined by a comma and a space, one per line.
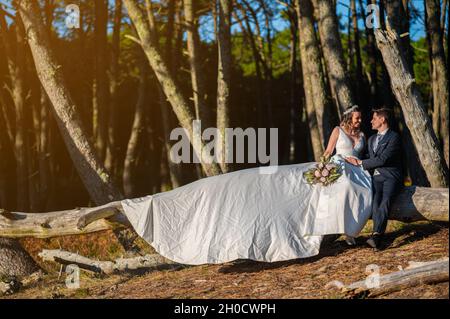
145, 0, 185, 188
287, 3, 302, 163
124, 0, 221, 177
296, 0, 333, 149
184, 0, 210, 126
258, 0, 275, 128
93, 0, 110, 163
300, 66, 323, 162
303, 74, 324, 161
346, 4, 353, 72
360, 0, 378, 109
0, 238, 39, 278
0, 12, 29, 211
39, 249, 179, 274
217, 0, 232, 173
38, 88, 51, 210
0, 101, 8, 208
425, 0, 449, 167
234, 5, 264, 129
314, 0, 356, 116
123, 53, 147, 198
351, 0, 363, 106
17, 0, 123, 204
374, 25, 448, 187
105, 0, 123, 176
182, 0, 209, 180
0, 58, 39, 277
342, 258, 449, 298
385, 0, 414, 72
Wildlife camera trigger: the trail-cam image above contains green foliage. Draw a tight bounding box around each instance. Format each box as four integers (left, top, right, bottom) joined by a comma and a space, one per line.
412, 37, 431, 107
231, 28, 293, 79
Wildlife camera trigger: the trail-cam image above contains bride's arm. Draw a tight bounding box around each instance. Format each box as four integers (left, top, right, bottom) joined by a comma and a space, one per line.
323, 127, 339, 158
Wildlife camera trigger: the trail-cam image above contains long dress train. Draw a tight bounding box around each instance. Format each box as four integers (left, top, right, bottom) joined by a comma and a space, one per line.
121, 127, 372, 265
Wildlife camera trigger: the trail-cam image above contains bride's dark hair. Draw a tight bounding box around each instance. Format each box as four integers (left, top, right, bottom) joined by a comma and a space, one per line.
340, 105, 361, 133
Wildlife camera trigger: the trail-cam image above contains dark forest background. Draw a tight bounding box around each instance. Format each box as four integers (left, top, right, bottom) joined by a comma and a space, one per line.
0, 0, 448, 213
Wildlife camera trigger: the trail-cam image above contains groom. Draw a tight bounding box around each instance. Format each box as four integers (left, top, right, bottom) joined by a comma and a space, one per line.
346, 108, 403, 250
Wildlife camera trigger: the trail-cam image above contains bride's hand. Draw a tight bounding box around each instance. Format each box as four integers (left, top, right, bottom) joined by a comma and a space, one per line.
345, 157, 358, 165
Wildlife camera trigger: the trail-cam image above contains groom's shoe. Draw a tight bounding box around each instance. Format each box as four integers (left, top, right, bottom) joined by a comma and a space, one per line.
366, 233, 381, 250
344, 235, 356, 246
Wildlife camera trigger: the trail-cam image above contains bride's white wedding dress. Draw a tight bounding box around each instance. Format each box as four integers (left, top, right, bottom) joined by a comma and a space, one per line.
121, 127, 372, 265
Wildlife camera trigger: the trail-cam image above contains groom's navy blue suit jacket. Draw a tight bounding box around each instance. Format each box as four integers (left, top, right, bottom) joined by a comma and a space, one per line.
361, 129, 403, 182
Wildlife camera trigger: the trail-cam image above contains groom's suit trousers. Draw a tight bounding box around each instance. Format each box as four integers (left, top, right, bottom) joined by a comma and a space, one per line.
371, 175, 401, 234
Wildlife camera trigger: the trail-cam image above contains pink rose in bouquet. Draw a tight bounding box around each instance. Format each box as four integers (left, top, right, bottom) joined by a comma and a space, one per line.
303, 155, 342, 186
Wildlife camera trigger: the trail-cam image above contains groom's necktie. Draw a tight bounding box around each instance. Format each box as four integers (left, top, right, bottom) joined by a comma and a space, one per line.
372, 133, 382, 153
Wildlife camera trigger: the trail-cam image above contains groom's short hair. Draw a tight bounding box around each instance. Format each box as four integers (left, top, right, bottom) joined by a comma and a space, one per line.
373, 107, 392, 125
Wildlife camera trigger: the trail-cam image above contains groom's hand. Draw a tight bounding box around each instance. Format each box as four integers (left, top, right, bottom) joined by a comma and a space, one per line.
345, 157, 358, 165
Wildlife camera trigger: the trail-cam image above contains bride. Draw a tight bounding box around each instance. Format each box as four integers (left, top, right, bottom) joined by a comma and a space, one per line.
121, 106, 372, 265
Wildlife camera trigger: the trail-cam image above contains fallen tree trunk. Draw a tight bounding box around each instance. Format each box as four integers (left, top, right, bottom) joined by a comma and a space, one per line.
342, 258, 449, 298
0, 270, 43, 296
0, 201, 127, 239
0, 186, 448, 239
38, 249, 180, 274
389, 186, 449, 222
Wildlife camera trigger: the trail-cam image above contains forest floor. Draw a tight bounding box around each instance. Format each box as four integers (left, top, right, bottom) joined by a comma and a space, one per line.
2, 220, 449, 299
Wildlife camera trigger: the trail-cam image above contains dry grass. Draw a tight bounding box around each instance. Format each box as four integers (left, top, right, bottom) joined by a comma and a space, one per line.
3, 220, 449, 299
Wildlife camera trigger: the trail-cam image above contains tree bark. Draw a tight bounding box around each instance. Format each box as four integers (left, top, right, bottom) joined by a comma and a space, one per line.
297, 2, 324, 161
341, 258, 449, 298
0, 8, 41, 279
184, 0, 210, 125
385, 0, 413, 72
374, 25, 449, 187
287, 2, 302, 163
38, 88, 51, 210
123, 53, 147, 198
296, 0, 333, 149
351, 0, 363, 105
217, 0, 232, 173
384, 0, 428, 186
145, 0, 184, 188
123, 0, 222, 177
0, 187, 448, 239
105, 0, 123, 176
234, 5, 264, 128
360, 0, 378, 108
39, 249, 179, 274
425, 0, 449, 167
0, 100, 8, 208
257, 0, 275, 127
314, 0, 356, 116
0, 12, 29, 211
93, 0, 110, 163
17, 0, 123, 205
0, 238, 39, 278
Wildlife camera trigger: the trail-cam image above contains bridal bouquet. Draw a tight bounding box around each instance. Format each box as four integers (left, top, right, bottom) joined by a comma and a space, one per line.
303, 156, 342, 186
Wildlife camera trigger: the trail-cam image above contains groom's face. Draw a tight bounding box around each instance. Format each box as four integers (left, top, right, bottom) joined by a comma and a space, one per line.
371, 113, 384, 130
